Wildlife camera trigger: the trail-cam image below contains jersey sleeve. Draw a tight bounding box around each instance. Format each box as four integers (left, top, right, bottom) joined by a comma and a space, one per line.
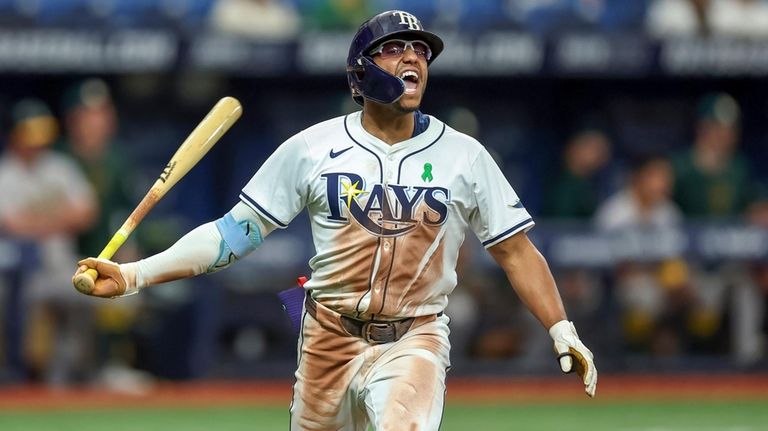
239, 132, 311, 229
468, 147, 534, 248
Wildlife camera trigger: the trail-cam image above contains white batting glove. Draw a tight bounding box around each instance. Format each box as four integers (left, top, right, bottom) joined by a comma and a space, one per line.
74, 258, 139, 298
549, 320, 597, 398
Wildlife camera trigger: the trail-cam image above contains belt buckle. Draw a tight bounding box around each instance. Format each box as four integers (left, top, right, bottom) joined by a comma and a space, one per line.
362, 322, 392, 344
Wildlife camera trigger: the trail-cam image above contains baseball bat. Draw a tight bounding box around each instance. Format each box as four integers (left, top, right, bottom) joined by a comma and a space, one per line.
72, 96, 242, 294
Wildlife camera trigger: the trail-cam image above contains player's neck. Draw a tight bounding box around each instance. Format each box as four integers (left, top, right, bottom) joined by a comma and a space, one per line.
361, 105, 415, 146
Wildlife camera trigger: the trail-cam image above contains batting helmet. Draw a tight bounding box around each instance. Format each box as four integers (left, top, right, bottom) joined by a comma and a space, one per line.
347, 10, 444, 106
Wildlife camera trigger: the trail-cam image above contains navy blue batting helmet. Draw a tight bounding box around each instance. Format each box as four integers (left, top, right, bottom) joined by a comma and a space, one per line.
347, 10, 444, 106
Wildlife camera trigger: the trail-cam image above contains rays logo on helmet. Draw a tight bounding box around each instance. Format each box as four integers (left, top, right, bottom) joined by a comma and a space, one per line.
322, 172, 449, 237
392, 11, 422, 30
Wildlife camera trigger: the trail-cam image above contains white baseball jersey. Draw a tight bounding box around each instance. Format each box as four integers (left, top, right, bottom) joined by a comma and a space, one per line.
240, 110, 533, 320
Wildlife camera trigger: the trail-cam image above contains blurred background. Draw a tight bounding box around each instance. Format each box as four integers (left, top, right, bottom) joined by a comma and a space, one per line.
0, 0, 767, 408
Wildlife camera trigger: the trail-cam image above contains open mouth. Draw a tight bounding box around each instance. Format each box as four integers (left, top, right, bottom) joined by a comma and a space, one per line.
400, 70, 419, 93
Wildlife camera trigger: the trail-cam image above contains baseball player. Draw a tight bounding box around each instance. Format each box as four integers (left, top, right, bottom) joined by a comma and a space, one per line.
74, 10, 597, 430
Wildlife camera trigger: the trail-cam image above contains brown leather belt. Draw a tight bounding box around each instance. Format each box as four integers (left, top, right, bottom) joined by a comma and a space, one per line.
304, 292, 417, 345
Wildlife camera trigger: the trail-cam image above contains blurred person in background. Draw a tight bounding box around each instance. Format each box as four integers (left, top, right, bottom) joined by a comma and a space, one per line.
670, 93, 767, 358
539, 127, 614, 362
594, 155, 694, 356
709, 0, 768, 38
304, 0, 372, 30
648, 0, 768, 39
671, 93, 761, 220
0, 98, 97, 385
208, 0, 300, 40
60, 79, 145, 388
595, 155, 682, 231
61, 79, 136, 261
542, 126, 613, 220
646, 0, 712, 38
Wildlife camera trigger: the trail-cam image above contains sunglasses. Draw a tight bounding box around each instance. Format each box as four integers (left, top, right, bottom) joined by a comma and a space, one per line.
369, 39, 432, 61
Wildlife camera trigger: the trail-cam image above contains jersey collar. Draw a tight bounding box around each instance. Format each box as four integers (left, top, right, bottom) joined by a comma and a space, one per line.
345, 110, 443, 155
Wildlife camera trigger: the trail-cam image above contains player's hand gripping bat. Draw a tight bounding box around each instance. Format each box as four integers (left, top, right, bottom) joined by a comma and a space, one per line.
72, 96, 242, 295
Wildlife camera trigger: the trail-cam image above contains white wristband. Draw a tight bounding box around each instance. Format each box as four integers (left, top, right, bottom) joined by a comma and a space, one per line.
117, 262, 142, 297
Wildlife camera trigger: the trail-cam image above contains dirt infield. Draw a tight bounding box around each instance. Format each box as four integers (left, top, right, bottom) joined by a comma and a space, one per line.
0, 375, 766, 411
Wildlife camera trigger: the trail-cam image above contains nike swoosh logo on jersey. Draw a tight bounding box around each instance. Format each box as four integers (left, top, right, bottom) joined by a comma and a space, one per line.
507, 200, 524, 209
330, 146, 353, 158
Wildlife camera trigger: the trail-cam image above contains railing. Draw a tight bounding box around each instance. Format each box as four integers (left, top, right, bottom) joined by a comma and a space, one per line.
1, 28, 767, 77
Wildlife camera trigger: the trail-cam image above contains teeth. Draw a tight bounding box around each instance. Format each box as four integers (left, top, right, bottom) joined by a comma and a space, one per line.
400, 70, 418, 80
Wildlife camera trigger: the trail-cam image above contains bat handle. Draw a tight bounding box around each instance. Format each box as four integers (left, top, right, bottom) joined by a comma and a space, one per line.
72, 229, 128, 295
73, 268, 98, 294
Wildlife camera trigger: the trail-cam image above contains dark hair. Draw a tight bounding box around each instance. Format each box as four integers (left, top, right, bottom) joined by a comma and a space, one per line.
628, 153, 669, 174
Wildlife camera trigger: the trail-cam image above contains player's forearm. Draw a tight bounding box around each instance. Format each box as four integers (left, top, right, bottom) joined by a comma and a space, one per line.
122, 222, 222, 288
122, 201, 273, 290
487, 233, 567, 329
512, 252, 567, 329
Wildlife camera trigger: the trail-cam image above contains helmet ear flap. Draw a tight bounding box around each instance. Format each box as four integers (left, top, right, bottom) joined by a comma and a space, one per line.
355, 56, 404, 105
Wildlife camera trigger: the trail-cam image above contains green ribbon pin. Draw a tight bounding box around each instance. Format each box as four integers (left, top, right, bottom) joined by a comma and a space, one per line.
421, 163, 433, 182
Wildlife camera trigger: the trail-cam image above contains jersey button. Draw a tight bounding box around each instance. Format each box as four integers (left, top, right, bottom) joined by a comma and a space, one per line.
383, 240, 391, 250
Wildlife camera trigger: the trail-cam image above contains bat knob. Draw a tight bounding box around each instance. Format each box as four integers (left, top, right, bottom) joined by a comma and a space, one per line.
73, 268, 98, 294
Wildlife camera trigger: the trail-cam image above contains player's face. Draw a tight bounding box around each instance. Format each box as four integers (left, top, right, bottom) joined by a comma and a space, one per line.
371, 39, 430, 112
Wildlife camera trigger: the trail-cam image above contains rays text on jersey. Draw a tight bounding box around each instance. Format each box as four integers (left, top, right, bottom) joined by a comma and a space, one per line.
322, 172, 449, 237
